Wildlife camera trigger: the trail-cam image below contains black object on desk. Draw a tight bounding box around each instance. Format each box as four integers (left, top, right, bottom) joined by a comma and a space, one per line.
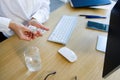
80, 15, 106, 19
0, 32, 7, 42
102, 0, 120, 77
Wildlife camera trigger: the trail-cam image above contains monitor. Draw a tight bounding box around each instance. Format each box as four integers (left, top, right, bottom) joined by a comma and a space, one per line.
102, 0, 120, 77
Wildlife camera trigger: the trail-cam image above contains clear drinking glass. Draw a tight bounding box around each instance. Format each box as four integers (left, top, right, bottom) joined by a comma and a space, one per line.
24, 46, 41, 72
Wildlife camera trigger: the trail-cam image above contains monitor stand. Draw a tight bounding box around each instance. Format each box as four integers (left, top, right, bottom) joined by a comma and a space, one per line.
96, 35, 107, 53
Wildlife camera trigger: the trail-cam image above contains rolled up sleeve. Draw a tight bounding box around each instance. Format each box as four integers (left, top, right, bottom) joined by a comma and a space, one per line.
32, 0, 50, 23
0, 17, 14, 37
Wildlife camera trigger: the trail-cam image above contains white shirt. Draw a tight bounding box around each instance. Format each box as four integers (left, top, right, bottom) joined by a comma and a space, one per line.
0, 0, 50, 37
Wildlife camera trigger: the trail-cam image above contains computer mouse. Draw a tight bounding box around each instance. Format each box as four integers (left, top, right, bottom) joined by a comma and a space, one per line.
58, 47, 77, 62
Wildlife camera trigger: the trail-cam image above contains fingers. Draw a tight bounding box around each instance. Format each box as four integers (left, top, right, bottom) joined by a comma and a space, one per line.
29, 19, 49, 31
24, 26, 42, 39
37, 24, 49, 31
24, 31, 40, 40
19, 31, 33, 41
18, 28, 39, 41
32, 23, 49, 31
28, 25, 46, 37
34, 31, 42, 37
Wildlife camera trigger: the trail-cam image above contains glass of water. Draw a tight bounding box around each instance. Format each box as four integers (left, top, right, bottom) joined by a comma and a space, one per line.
24, 46, 41, 72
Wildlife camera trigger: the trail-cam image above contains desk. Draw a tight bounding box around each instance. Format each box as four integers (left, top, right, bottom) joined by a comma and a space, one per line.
0, 3, 120, 80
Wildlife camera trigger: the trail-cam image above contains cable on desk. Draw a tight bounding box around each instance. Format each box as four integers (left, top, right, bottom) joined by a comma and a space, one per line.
75, 76, 77, 80
44, 71, 56, 80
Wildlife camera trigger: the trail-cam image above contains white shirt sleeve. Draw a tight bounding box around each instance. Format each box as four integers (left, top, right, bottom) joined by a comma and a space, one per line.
0, 17, 11, 31
32, 0, 50, 23
0, 17, 14, 37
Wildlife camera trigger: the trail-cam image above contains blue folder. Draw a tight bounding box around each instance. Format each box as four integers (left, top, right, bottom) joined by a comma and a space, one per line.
69, 0, 111, 8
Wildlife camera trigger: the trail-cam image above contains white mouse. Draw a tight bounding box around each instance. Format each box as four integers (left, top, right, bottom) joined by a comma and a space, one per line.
58, 47, 77, 62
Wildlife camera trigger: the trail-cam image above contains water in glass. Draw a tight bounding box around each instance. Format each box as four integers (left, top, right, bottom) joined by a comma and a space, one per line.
24, 46, 41, 72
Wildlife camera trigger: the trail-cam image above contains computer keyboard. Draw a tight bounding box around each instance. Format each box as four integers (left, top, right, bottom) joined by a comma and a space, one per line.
48, 15, 78, 45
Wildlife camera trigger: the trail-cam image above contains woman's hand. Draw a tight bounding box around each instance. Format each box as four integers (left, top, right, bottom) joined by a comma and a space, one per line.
9, 21, 36, 41
29, 18, 49, 36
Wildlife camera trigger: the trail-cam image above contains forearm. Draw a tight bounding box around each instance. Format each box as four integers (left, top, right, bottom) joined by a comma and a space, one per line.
9, 21, 18, 32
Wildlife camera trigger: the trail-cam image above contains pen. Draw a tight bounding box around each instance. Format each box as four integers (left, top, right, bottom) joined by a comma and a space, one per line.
79, 15, 106, 19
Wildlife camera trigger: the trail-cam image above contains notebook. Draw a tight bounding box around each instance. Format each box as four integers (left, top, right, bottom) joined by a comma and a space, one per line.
69, 0, 111, 8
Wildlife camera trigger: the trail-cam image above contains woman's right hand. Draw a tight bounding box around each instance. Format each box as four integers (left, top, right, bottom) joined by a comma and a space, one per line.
9, 21, 37, 41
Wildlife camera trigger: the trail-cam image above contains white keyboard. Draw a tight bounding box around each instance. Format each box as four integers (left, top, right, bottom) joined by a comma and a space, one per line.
48, 15, 78, 45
